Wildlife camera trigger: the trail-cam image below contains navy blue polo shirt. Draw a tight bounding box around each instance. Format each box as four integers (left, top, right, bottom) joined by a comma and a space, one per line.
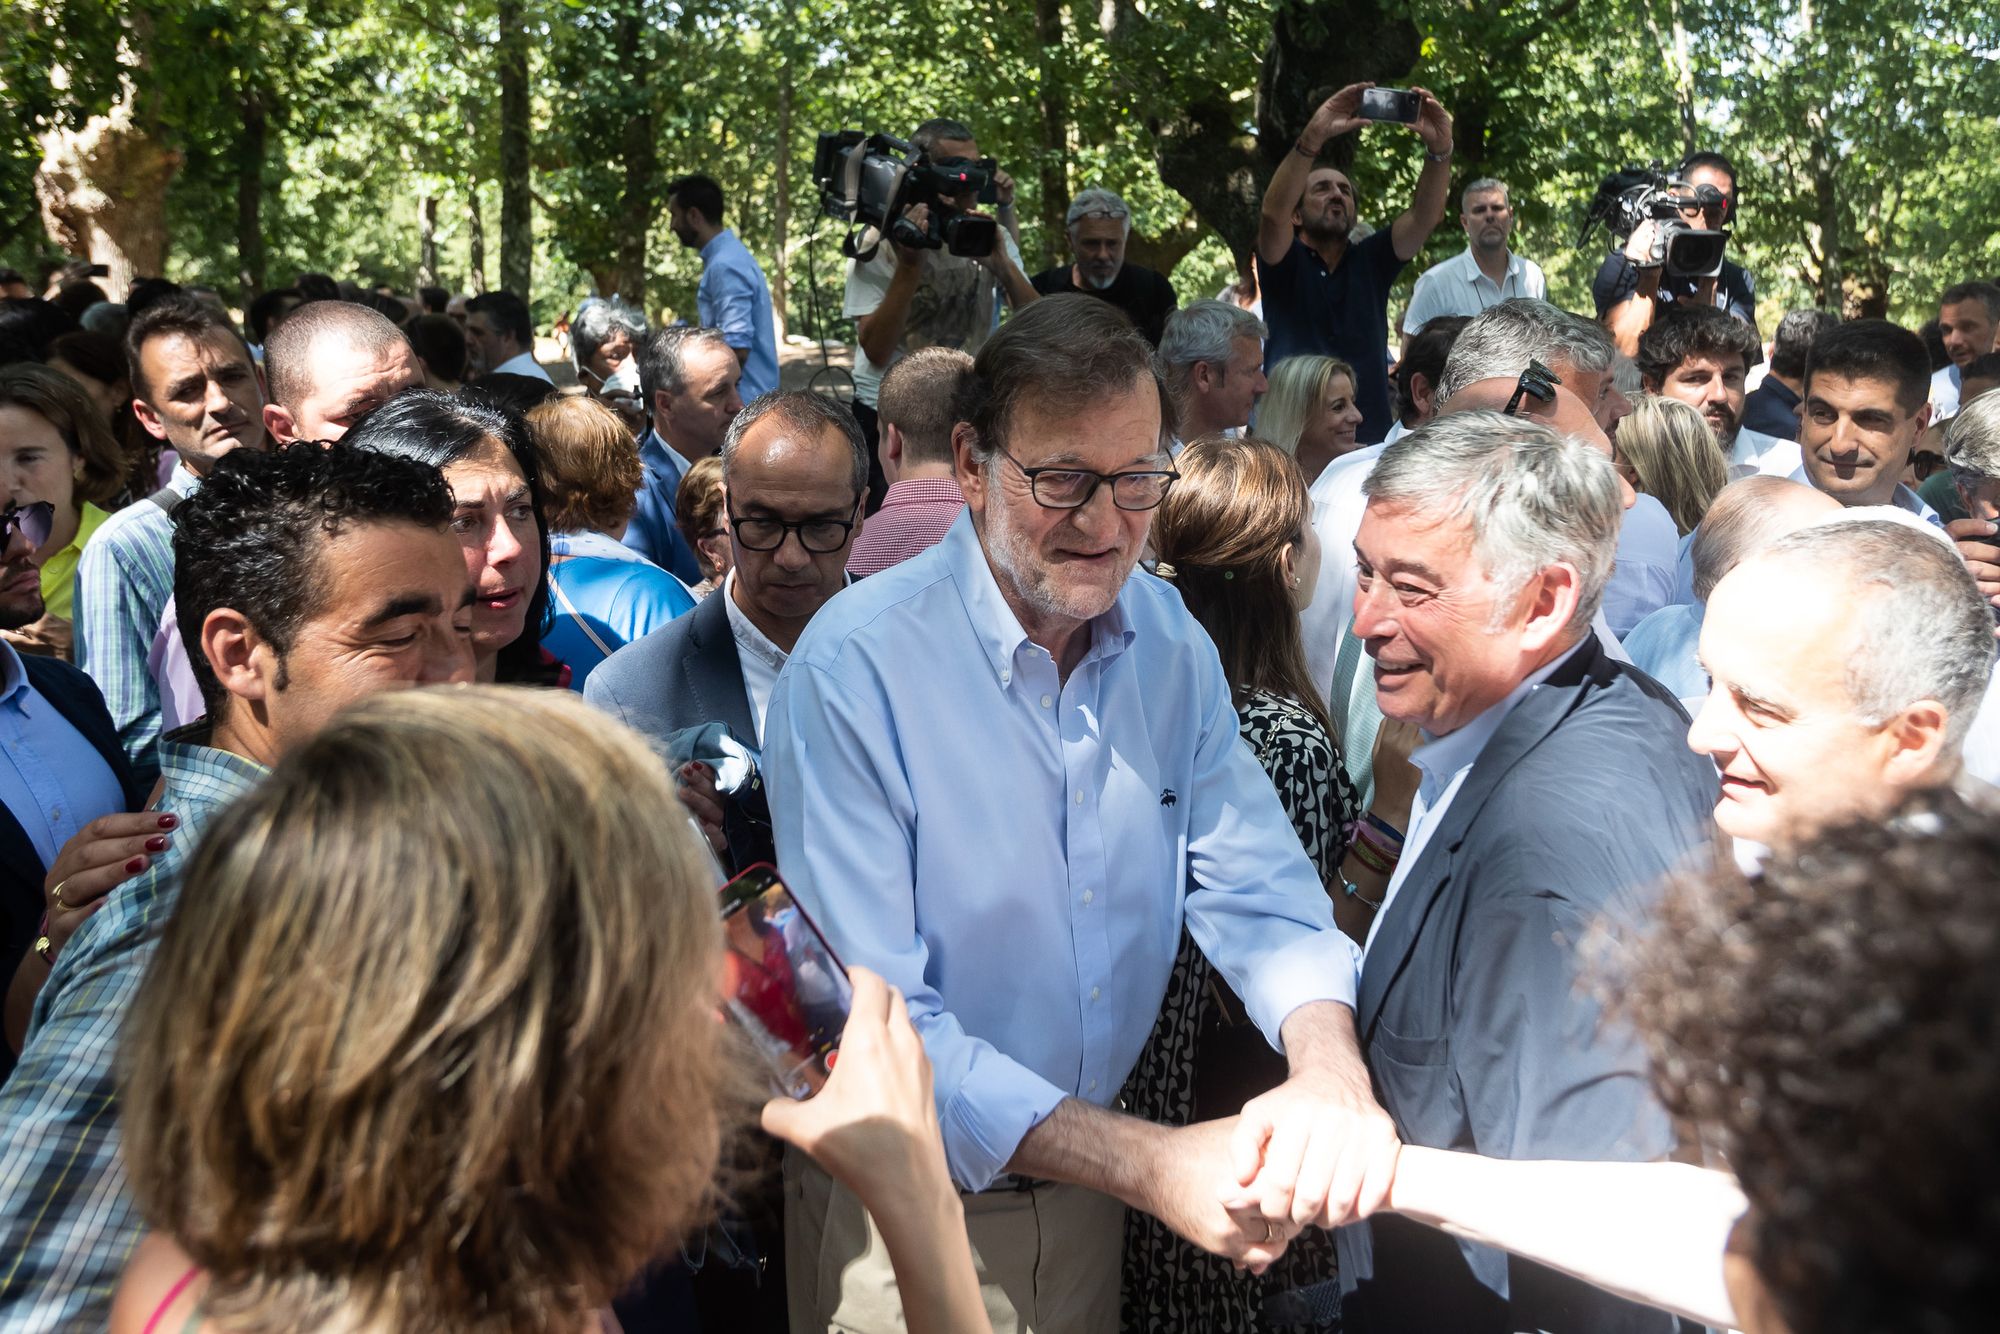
1256, 230, 1406, 445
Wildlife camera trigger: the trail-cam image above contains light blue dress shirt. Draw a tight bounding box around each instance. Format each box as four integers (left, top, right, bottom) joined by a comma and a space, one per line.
698, 229, 779, 401
0, 642, 127, 868
763, 512, 1361, 1190
1623, 602, 1708, 703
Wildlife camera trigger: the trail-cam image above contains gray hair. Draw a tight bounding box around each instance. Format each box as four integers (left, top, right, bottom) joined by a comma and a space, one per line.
1434, 298, 1616, 407
720, 390, 870, 496
1159, 300, 1266, 400
1461, 177, 1509, 209
911, 118, 976, 154
1945, 391, 2000, 488
571, 299, 648, 374
1754, 518, 1996, 748
635, 325, 733, 410
1066, 187, 1131, 237
1362, 410, 1622, 637
1690, 475, 1822, 602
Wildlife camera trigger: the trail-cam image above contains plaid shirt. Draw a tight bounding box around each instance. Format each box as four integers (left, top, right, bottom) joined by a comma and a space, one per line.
0, 731, 266, 1331
845, 477, 966, 579
72, 466, 197, 787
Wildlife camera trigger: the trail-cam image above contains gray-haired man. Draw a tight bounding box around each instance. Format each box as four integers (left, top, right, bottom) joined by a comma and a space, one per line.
1029, 186, 1179, 344
1158, 299, 1268, 446
1399, 177, 1547, 353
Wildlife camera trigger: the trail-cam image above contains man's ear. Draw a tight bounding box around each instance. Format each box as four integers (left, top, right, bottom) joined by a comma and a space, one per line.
199, 607, 277, 707
131, 396, 171, 443
651, 389, 673, 426
262, 402, 296, 444
952, 424, 987, 510
1518, 562, 1583, 653
881, 422, 906, 470
1410, 371, 1436, 421
1882, 699, 1952, 788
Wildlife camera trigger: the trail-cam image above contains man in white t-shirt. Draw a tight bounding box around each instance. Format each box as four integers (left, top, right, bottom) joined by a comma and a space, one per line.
1399, 178, 1546, 354
842, 119, 1036, 449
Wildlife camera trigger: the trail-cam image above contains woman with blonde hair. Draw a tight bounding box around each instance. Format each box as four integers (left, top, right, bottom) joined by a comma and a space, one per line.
1128, 434, 1361, 1330
1617, 395, 1728, 535
1251, 354, 1365, 484
110, 687, 989, 1334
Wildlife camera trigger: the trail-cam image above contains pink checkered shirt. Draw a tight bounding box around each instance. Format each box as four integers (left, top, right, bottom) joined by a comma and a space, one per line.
847, 477, 967, 578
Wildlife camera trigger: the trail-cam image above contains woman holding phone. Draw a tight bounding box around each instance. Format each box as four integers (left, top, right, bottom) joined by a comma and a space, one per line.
109, 687, 986, 1334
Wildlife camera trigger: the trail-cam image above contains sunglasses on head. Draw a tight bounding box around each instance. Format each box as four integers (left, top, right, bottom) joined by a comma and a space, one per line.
1503, 360, 1562, 417
2, 501, 54, 551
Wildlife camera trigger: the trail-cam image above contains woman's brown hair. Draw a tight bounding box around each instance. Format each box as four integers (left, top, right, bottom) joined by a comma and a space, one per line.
1149, 434, 1334, 736
525, 393, 643, 534
675, 454, 729, 582
0, 362, 125, 506
120, 686, 729, 1333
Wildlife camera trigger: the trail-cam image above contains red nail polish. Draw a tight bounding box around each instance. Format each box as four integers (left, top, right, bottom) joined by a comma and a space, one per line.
144, 836, 168, 852
156, 813, 177, 829
125, 856, 147, 873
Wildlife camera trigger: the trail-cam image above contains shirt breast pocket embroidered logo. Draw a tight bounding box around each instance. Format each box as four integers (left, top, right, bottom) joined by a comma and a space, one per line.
1159, 789, 1177, 807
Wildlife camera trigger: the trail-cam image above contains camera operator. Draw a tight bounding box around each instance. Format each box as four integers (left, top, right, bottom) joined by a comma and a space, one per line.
842, 118, 1037, 463
1594, 151, 1759, 358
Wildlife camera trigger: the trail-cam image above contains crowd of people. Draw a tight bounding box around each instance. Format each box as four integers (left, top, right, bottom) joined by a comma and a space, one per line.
0, 77, 1997, 1334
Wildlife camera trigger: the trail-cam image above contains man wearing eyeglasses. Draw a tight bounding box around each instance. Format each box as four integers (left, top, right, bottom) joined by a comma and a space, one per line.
1029, 187, 1180, 345
1595, 150, 1760, 359
587, 391, 868, 849
765, 295, 1395, 1334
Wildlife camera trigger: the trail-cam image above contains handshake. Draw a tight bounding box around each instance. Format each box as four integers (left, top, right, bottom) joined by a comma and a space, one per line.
1125, 1032, 1403, 1272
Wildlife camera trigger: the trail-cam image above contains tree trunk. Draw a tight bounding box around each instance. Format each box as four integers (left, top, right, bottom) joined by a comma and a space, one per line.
772, 57, 793, 338
235, 87, 268, 302
497, 0, 533, 298
418, 194, 440, 289
35, 93, 181, 300
612, 0, 655, 302
1034, 0, 1070, 272
468, 177, 489, 294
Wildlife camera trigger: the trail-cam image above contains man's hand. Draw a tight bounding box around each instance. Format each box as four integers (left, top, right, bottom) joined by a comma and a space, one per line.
1624, 219, 1667, 268
1948, 517, 2000, 607
1134, 1118, 1299, 1272
1225, 1003, 1401, 1230
992, 166, 1016, 208
1300, 83, 1370, 154
1406, 86, 1453, 156
892, 202, 933, 266
676, 761, 728, 856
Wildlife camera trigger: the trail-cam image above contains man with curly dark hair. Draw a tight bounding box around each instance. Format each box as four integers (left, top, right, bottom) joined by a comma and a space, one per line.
0, 442, 475, 1328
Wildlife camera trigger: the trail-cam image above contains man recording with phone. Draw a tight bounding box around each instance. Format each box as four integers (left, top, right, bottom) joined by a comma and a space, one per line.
842, 117, 1037, 480
1594, 150, 1759, 358
1257, 82, 1455, 446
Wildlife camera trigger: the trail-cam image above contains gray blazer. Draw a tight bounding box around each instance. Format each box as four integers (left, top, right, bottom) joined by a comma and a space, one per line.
584, 591, 757, 754
1336, 636, 1719, 1334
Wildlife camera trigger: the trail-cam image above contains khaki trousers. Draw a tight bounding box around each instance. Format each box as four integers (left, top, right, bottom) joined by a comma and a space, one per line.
782, 1147, 1124, 1334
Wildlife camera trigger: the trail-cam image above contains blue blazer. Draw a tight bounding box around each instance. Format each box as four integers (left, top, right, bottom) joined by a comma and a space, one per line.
1336, 636, 1719, 1334
2, 656, 144, 1077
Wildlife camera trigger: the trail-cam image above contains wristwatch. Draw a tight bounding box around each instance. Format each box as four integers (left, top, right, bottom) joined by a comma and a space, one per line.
1425, 145, 1454, 164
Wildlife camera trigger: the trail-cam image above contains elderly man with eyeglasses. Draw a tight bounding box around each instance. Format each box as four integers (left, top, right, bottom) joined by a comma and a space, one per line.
1029, 186, 1180, 345
763, 294, 1396, 1334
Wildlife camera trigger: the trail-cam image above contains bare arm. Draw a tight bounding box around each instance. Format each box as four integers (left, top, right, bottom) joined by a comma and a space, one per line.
855, 206, 931, 368
1389, 88, 1454, 262
1390, 1147, 1747, 1330
1604, 223, 1666, 357
1260, 84, 1369, 267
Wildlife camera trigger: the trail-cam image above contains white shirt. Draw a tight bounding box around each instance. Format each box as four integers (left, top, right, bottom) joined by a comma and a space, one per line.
721, 569, 788, 746
1364, 639, 1588, 956
1727, 425, 1803, 480
1958, 656, 2000, 787
1932, 364, 1962, 423
1402, 247, 1548, 336
1785, 463, 1942, 525
491, 349, 554, 383
1601, 493, 1681, 637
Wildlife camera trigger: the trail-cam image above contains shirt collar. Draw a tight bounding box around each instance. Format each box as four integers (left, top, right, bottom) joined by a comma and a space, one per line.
722, 569, 791, 672
168, 462, 201, 498
880, 477, 966, 508
157, 726, 271, 812
938, 507, 1135, 688
1457, 246, 1518, 284
1411, 637, 1589, 798
700, 229, 736, 263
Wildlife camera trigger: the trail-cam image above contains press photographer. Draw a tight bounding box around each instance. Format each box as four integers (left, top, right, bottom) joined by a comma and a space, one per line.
819, 117, 1036, 472
1590, 151, 1759, 357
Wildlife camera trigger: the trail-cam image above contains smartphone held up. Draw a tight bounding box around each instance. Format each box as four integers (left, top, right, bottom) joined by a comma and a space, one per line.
1360, 87, 1422, 124
717, 863, 853, 1100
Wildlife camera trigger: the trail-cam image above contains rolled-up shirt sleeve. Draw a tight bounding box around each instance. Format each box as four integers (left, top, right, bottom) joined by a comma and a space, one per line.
1179, 656, 1362, 1050
764, 658, 1065, 1190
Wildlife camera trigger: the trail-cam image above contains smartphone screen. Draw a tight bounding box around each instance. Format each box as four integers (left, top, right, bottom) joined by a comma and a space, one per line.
1360, 87, 1421, 124
717, 863, 852, 1100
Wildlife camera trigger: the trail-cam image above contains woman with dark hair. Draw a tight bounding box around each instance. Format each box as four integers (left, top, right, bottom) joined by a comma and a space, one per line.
1121, 433, 1362, 1332
345, 389, 565, 686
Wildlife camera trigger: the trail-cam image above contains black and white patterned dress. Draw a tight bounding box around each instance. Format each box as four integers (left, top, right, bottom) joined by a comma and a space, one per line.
1120, 689, 1360, 1333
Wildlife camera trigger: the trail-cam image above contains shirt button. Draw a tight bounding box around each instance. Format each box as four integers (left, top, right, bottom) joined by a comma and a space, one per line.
1091, 986, 1101, 1001
1082, 889, 1094, 905
49, 806, 61, 821
1040, 694, 1053, 708
1074, 789, 1084, 805
1001, 670, 1011, 686
1088, 1079, 1099, 1092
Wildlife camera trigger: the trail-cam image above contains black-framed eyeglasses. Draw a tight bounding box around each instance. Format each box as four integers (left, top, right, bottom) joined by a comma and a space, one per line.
727, 498, 863, 553
1503, 360, 1562, 417
1000, 450, 1179, 511
2, 501, 54, 550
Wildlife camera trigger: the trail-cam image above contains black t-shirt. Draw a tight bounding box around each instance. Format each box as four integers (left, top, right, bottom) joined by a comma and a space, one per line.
1255, 231, 1407, 446
1592, 251, 1759, 331
1029, 262, 1179, 345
